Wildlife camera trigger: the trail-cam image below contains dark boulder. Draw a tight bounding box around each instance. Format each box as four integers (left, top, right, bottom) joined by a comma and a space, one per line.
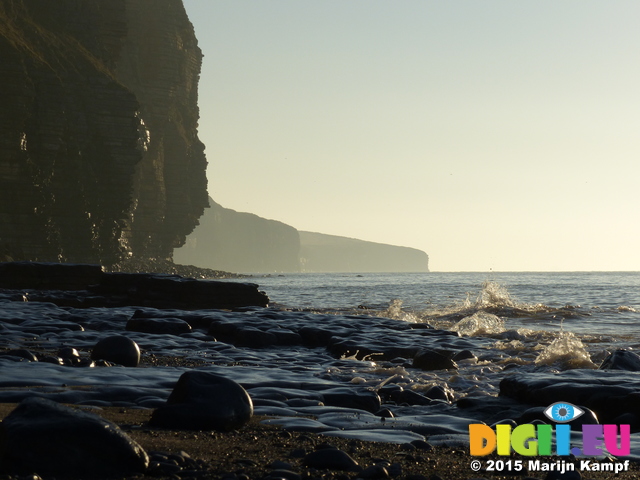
599, 349, 640, 371
149, 371, 253, 431
413, 349, 458, 371
91, 335, 141, 367
321, 388, 381, 413
0, 397, 148, 477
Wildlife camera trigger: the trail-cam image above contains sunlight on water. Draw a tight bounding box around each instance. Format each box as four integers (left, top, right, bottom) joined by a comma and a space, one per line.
534, 331, 596, 369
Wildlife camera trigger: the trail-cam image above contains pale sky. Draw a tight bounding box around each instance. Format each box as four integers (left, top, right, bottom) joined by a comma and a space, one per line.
182, 1, 640, 272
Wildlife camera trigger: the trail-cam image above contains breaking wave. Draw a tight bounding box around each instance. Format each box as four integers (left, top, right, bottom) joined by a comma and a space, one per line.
534, 331, 597, 369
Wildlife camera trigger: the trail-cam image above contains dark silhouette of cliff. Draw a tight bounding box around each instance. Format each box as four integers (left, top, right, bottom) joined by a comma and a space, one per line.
299, 231, 429, 273
174, 199, 301, 273
0, 0, 207, 264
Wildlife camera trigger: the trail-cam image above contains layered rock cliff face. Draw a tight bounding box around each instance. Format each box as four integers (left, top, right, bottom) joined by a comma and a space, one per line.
0, 0, 207, 264
174, 199, 301, 273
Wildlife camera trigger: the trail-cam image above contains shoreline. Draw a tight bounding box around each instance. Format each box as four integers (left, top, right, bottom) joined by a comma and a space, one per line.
1, 403, 638, 480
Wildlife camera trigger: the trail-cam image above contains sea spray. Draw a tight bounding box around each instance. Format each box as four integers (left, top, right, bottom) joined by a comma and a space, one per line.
383, 299, 418, 322
535, 332, 596, 369
453, 312, 505, 336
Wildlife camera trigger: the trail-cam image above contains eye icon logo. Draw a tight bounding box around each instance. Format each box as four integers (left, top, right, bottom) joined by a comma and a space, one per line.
544, 402, 584, 423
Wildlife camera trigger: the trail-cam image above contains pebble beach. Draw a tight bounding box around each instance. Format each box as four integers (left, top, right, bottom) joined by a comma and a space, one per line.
1, 265, 640, 479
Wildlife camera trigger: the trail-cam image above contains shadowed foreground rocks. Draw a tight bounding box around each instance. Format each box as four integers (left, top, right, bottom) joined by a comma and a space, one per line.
0, 397, 148, 477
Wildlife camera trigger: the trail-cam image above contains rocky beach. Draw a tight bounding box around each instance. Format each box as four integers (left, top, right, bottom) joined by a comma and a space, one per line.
0, 264, 640, 479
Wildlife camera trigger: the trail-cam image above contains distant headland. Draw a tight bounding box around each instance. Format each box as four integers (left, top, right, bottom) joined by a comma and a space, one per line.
174, 199, 429, 273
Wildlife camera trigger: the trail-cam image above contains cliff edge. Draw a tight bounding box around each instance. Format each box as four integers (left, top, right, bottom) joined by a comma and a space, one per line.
174, 198, 301, 273
0, 0, 207, 265
174, 203, 429, 274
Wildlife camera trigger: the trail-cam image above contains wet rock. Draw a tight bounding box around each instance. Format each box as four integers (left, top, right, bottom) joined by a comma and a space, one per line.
413, 349, 458, 371
303, 448, 361, 472
452, 349, 477, 362
390, 389, 434, 406
268, 328, 303, 345
299, 326, 334, 346
4, 349, 38, 362
150, 371, 253, 431
208, 320, 239, 339
58, 347, 80, 359
322, 388, 381, 413
98, 273, 269, 310
499, 370, 640, 425
425, 384, 453, 402
378, 384, 403, 401
126, 317, 192, 335
91, 335, 141, 367
599, 349, 640, 371
235, 327, 278, 347
375, 408, 395, 418
0, 397, 148, 477
40, 355, 65, 365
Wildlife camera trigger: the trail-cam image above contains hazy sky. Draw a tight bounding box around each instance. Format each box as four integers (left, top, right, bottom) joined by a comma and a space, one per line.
182, 1, 639, 272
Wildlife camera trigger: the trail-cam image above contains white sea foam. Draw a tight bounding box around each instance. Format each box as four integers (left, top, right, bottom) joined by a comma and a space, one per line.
383, 299, 418, 322
452, 312, 505, 336
534, 332, 596, 369
465, 280, 517, 310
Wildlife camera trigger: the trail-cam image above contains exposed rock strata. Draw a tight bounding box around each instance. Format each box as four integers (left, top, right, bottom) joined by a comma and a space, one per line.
0, 261, 269, 309
0, 0, 207, 264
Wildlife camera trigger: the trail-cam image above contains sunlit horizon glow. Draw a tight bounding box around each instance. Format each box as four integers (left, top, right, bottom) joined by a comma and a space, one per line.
183, 0, 640, 272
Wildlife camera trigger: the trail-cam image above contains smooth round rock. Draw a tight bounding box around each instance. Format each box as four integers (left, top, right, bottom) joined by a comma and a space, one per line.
149, 371, 253, 431
91, 335, 140, 367
0, 397, 148, 477
425, 384, 452, 402
58, 347, 80, 359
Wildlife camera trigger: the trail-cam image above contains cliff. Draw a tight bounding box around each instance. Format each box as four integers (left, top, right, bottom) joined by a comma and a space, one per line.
174, 199, 301, 274
299, 231, 429, 273
0, 0, 207, 265
174, 201, 429, 274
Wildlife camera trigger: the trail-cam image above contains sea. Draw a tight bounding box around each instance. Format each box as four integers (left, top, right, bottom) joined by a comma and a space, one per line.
1, 270, 640, 449
249, 271, 640, 338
